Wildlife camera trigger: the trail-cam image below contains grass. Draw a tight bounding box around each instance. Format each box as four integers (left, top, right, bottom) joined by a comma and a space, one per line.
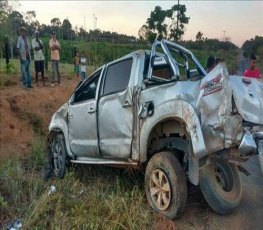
0, 140, 153, 229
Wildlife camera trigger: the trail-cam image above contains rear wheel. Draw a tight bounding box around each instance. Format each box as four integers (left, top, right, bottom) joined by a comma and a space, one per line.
51, 133, 67, 178
145, 151, 187, 219
199, 158, 242, 214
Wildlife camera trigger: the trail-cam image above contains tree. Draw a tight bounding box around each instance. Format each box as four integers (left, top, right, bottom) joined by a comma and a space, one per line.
25, 10, 37, 35
146, 6, 169, 41
25, 10, 35, 24
39, 23, 52, 37
78, 27, 87, 39
50, 17, 61, 38
196, 31, 203, 41
242, 36, 263, 58
0, 0, 9, 23
0, 0, 9, 61
61, 18, 72, 40
140, 4, 189, 43
51, 17, 61, 28
0, 0, 9, 39
7, 11, 25, 36
169, 4, 190, 41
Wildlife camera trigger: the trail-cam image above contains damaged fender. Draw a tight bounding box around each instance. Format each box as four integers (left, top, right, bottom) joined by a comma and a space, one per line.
140, 99, 207, 184
47, 102, 74, 158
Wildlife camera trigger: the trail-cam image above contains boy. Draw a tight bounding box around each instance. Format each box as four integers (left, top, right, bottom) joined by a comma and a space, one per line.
80, 52, 87, 80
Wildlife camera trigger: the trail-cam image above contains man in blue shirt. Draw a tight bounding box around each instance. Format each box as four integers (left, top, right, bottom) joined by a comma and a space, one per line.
17, 26, 33, 89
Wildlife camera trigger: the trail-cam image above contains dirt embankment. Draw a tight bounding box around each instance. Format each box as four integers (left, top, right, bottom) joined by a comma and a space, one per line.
0, 76, 78, 157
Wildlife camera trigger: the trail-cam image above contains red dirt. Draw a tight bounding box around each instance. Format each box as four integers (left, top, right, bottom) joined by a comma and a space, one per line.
0, 75, 78, 157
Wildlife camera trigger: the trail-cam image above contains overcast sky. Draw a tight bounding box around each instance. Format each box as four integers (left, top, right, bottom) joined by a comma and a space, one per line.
16, 0, 263, 47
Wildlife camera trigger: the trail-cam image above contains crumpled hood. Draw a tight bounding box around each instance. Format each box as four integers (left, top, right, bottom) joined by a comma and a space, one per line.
229, 75, 263, 125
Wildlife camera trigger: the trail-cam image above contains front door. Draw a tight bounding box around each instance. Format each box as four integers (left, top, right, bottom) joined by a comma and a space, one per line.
68, 69, 102, 157
98, 58, 134, 159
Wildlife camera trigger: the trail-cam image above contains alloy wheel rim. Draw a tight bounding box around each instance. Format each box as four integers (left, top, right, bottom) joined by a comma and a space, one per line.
150, 169, 171, 211
53, 142, 62, 173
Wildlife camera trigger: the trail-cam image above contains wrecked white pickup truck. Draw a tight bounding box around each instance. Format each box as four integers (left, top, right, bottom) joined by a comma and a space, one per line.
46, 39, 263, 219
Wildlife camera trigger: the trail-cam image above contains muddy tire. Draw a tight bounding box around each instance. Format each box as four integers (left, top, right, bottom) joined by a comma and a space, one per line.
199, 158, 242, 214
51, 133, 67, 179
145, 151, 187, 219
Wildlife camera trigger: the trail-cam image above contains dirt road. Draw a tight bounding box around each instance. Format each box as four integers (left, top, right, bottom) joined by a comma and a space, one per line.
152, 158, 263, 230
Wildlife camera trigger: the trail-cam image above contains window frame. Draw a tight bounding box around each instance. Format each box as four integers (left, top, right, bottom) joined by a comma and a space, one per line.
71, 68, 102, 105
101, 57, 133, 97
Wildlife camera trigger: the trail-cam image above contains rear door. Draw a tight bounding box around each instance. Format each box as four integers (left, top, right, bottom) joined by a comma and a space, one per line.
68, 69, 102, 157
98, 57, 134, 159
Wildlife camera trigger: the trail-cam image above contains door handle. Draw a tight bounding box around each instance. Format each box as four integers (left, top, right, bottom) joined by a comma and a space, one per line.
122, 101, 132, 108
68, 114, 73, 119
88, 107, 96, 114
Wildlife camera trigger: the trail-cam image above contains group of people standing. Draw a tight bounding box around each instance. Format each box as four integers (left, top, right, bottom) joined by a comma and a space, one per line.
16, 26, 75, 90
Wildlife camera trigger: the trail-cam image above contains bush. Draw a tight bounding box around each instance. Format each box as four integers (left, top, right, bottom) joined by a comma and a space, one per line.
4, 62, 17, 74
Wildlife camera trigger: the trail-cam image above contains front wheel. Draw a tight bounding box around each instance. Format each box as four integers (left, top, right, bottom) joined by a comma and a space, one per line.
51, 133, 67, 179
199, 158, 242, 214
145, 151, 187, 219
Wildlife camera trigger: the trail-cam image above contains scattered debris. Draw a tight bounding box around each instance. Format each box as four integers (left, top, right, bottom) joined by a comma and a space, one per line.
48, 185, 56, 195
6, 219, 22, 230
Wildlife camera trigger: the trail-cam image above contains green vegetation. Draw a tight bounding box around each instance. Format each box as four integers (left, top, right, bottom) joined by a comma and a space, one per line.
40, 38, 149, 66
139, 4, 189, 43
192, 48, 239, 75
242, 36, 263, 58
0, 140, 153, 229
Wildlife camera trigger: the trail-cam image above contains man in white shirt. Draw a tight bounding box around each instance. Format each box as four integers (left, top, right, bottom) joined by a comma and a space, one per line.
80, 52, 87, 81
32, 30, 46, 86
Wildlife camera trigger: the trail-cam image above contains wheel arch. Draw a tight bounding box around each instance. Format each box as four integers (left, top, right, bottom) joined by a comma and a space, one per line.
46, 124, 73, 159
145, 117, 189, 160
140, 100, 207, 163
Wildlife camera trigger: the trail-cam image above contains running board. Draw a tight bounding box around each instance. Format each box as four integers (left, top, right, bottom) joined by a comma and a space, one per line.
70, 157, 138, 166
